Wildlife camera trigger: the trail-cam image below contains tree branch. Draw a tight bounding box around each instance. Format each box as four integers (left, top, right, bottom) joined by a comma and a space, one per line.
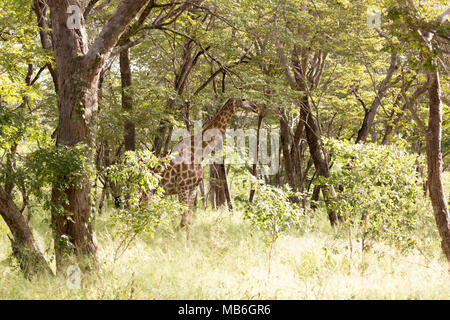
84, 0, 102, 19
404, 83, 429, 135
84, 0, 151, 80
158, 26, 244, 89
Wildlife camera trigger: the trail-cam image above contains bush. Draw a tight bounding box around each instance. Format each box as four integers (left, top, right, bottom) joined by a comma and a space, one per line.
243, 176, 302, 272
324, 139, 423, 250
107, 151, 183, 259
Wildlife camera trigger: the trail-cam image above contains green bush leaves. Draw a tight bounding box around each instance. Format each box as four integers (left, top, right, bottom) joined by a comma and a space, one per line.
325, 138, 423, 250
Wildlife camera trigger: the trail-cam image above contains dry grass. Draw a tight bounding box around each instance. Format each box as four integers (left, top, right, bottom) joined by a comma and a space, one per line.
0, 197, 449, 299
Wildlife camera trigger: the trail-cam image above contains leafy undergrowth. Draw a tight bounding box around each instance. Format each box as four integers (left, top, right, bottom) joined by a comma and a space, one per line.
0, 202, 449, 300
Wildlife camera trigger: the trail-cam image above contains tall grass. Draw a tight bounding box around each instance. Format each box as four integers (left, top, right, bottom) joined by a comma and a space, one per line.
0, 193, 449, 299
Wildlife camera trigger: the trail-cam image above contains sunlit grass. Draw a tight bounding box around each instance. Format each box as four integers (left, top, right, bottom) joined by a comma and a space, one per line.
0, 198, 449, 299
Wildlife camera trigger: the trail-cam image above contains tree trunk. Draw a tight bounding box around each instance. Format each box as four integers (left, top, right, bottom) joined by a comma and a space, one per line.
279, 111, 306, 203
120, 47, 136, 151
311, 184, 321, 210
50, 52, 100, 271
116, 0, 170, 153
249, 113, 264, 202
279, 114, 297, 193
222, 165, 233, 211
48, 0, 150, 271
32, 0, 59, 92
425, 69, 450, 264
210, 162, 227, 208
299, 94, 340, 225
0, 186, 53, 277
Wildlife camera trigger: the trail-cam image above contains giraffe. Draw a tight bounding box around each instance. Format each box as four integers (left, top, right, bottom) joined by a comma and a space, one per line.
154, 98, 258, 241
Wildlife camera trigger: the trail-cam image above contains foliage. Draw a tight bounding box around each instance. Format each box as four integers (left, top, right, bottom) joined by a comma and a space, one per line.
0, 0, 51, 105
0, 0, 448, 282
243, 175, 302, 264
324, 138, 423, 250
23, 144, 94, 215
107, 151, 184, 259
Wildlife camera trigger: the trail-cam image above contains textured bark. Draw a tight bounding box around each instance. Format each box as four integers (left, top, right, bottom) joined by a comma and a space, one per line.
311, 184, 321, 210
425, 69, 450, 263
32, 0, 59, 92
223, 167, 233, 211
291, 111, 308, 192
211, 164, 233, 211
249, 113, 264, 202
299, 94, 339, 225
279, 114, 296, 192
120, 48, 136, 151
0, 186, 53, 277
210, 162, 227, 208
411, 6, 450, 265
48, 0, 149, 271
279, 111, 308, 203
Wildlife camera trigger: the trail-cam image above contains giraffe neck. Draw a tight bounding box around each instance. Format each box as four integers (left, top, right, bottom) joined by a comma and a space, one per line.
202, 99, 235, 135
201, 98, 236, 156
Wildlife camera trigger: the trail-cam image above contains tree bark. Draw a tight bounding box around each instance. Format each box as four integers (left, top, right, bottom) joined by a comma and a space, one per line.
425, 69, 450, 264
279, 114, 297, 193
249, 113, 264, 202
120, 47, 136, 151
116, 0, 162, 152
279, 111, 308, 203
32, 0, 59, 92
210, 162, 228, 208
48, 0, 150, 271
0, 186, 53, 277
222, 164, 233, 211
410, 5, 450, 266
311, 184, 321, 210
299, 94, 339, 225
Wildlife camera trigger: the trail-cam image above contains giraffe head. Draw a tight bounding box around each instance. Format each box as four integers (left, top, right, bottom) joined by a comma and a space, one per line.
231, 98, 259, 113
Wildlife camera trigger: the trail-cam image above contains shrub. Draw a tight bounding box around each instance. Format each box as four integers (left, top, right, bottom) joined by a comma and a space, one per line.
324, 138, 423, 250
243, 176, 302, 272
108, 151, 183, 259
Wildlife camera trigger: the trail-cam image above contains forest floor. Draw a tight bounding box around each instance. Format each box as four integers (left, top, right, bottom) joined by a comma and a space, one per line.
1, 188, 449, 299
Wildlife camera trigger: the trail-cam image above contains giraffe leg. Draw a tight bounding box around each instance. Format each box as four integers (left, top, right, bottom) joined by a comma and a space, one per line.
174, 189, 188, 234
175, 188, 197, 241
